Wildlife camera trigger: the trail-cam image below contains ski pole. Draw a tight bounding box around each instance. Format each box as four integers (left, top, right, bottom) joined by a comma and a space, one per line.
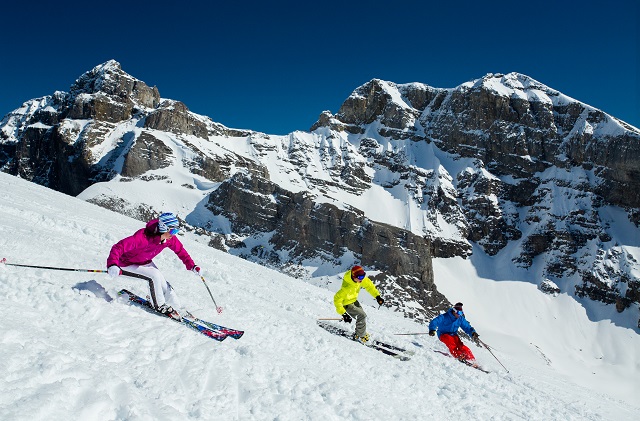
478, 339, 509, 373
119, 269, 166, 281
1, 257, 107, 274
197, 274, 223, 314
318, 318, 342, 321
0, 259, 157, 282
393, 332, 430, 335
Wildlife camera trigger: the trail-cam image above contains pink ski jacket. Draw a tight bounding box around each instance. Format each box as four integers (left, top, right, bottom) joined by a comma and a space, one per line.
107, 219, 195, 270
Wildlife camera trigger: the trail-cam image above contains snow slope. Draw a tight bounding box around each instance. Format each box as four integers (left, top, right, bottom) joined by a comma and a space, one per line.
1, 172, 639, 421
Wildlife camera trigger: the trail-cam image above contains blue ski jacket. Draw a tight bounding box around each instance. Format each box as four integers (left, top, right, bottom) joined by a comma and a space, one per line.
428, 308, 476, 339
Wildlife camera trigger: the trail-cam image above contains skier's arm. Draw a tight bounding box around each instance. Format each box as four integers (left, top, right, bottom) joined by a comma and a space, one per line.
334, 289, 347, 314
459, 317, 476, 337
428, 314, 442, 332
169, 238, 195, 270
362, 278, 380, 299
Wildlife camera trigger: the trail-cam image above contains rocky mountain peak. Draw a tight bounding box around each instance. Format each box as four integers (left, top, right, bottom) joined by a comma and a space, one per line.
69, 60, 122, 95
322, 79, 444, 137
69, 60, 160, 111
472, 72, 558, 95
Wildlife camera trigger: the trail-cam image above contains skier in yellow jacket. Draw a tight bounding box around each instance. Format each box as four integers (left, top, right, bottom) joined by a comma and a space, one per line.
334, 265, 384, 344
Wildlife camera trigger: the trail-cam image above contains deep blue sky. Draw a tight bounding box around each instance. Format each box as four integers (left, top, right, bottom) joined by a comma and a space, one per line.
1, 1, 637, 135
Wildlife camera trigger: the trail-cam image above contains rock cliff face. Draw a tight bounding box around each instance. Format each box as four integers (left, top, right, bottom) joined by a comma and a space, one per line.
144, 101, 209, 139
1, 63, 639, 325
206, 173, 443, 319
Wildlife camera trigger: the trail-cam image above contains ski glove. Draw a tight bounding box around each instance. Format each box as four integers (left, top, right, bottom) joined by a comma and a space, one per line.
342, 313, 352, 323
191, 266, 202, 276
429, 330, 436, 336
472, 332, 479, 340
376, 296, 384, 305
107, 265, 122, 278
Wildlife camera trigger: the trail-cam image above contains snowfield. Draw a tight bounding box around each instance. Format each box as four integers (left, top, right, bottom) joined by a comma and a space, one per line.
1, 172, 639, 421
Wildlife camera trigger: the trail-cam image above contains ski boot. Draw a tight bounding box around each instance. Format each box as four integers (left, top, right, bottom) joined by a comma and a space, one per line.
458, 356, 479, 368
158, 303, 182, 321
353, 332, 370, 344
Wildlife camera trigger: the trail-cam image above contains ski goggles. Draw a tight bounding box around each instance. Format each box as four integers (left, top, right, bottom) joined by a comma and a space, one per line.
454, 310, 464, 316
168, 228, 180, 235
355, 274, 365, 281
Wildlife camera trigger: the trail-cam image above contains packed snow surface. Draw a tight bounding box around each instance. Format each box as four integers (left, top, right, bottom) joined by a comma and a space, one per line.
1, 172, 639, 421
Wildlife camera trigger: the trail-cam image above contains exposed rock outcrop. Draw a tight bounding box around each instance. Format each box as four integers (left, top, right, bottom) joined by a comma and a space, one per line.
206, 173, 444, 320
144, 100, 208, 139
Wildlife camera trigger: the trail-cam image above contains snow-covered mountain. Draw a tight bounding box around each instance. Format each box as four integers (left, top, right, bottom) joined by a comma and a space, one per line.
1, 61, 639, 328
1, 172, 639, 420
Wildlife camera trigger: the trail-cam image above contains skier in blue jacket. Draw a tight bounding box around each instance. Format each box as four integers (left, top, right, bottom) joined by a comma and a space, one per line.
429, 302, 480, 362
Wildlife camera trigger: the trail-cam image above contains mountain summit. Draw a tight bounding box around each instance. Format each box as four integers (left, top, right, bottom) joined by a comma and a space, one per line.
1, 61, 639, 326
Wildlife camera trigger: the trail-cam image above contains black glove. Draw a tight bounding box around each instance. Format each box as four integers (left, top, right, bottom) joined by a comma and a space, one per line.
429, 330, 436, 336
472, 332, 480, 343
342, 313, 352, 323
376, 296, 384, 305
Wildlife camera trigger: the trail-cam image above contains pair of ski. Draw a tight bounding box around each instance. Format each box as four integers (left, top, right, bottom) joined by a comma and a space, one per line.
318, 320, 488, 372
317, 320, 414, 361
118, 289, 243, 342
433, 349, 490, 373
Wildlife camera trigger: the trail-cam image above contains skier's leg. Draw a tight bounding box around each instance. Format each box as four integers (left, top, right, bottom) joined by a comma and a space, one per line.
121, 263, 168, 309
452, 335, 475, 361
345, 301, 367, 337
164, 281, 183, 311
144, 263, 183, 312
439, 334, 463, 358
458, 343, 476, 361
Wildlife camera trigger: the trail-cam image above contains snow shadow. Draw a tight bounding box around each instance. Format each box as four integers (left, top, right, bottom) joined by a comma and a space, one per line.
73, 280, 113, 302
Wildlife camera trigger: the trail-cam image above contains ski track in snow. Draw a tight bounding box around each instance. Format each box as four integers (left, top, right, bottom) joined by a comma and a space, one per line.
1, 172, 639, 421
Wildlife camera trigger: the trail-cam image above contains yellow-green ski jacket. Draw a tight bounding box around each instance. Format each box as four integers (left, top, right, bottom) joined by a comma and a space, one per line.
334, 270, 380, 314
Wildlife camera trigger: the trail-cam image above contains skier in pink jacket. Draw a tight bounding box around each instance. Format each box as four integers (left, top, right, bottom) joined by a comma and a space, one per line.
107, 212, 201, 320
